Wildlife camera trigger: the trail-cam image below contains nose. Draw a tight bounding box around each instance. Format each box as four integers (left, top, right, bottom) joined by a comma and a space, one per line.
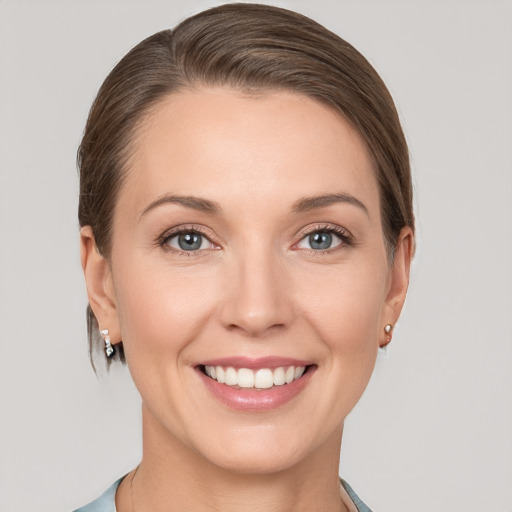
218, 247, 294, 337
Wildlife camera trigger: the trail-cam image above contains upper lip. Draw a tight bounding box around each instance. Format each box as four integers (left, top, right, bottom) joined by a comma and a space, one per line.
197, 356, 314, 370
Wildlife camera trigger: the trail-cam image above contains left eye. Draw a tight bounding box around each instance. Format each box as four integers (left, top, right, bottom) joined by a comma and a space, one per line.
165, 231, 212, 251
297, 230, 343, 251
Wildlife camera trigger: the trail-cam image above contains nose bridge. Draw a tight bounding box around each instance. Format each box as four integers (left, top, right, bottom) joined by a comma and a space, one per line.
220, 239, 292, 336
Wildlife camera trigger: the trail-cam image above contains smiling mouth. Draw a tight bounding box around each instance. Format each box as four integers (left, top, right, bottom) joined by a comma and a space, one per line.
198, 364, 315, 390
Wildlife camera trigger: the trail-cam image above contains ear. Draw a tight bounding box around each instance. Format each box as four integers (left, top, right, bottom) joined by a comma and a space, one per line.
80, 226, 121, 343
380, 226, 414, 347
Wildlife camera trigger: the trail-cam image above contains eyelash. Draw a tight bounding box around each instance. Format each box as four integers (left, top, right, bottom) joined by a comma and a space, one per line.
157, 224, 218, 257
295, 224, 354, 254
157, 223, 354, 256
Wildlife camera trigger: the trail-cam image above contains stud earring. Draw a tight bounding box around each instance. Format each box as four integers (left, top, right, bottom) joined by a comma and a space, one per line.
100, 329, 116, 358
382, 324, 393, 347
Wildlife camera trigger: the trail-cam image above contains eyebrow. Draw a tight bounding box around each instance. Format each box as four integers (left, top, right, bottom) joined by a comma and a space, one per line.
291, 193, 369, 216
139, 192, 368, 220
140, 194, 222, 219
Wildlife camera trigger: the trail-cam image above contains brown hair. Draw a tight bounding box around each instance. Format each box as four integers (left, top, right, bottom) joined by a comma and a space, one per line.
78, 3, 414, 366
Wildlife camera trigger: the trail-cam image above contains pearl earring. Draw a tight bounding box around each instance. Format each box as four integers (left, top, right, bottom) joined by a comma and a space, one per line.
382, 324, 393, 346
100, 329, 116, 358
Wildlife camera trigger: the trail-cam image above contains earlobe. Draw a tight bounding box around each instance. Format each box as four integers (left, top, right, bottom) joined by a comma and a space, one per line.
80, 226, 121, 342
381, 227, 414, 346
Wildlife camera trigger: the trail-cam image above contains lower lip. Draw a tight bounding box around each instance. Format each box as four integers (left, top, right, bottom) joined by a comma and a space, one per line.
197, 367, 315, 411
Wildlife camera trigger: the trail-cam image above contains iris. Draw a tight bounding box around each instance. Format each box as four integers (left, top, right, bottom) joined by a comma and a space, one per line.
178, 232, 203, 250
309, 232, 333, 250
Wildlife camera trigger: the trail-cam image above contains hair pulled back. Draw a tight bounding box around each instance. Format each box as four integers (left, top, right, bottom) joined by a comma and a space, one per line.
78, 3, 414, 366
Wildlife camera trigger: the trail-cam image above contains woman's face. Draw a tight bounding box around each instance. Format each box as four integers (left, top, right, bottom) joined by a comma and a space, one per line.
85, 88, 411, 474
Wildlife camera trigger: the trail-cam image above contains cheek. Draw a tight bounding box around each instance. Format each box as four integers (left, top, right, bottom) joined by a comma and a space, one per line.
113, 259, 219, 362
295, 258, 388, 358
284, 257, 389, 435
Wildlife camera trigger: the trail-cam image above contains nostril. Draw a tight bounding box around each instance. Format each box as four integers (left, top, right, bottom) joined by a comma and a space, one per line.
225, 321, 286, 334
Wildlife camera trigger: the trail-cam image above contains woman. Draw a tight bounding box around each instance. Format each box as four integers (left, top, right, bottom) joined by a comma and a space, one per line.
75, 3, 414, 511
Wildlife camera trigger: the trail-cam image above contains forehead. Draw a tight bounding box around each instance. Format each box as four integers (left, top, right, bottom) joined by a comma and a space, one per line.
121, 87, 379, 218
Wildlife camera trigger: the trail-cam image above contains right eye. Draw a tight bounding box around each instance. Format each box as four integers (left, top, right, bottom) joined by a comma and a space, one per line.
164, 230, 214, 252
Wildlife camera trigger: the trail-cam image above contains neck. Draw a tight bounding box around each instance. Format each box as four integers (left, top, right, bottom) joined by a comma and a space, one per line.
121, 405, 348, 512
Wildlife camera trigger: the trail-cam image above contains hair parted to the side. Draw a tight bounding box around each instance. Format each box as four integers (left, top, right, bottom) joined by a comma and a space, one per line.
78, 3, 414, 369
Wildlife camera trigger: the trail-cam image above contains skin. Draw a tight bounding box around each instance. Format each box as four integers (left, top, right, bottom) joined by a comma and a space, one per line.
81, 88, 413, 512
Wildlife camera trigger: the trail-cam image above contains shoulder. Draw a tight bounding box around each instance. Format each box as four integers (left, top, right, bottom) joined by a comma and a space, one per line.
341, 479, 374, 512
72, 478, 123, 512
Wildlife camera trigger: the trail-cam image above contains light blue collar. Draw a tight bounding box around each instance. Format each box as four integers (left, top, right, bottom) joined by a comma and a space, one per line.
74, 476, 372, 512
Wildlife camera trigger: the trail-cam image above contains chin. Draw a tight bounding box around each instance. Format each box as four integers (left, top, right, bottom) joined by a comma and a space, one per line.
191, 422, 335, 476
205, 444, 306, 476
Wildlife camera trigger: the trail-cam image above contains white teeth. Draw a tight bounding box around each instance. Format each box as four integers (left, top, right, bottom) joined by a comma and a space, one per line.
294, 366, 305, 379
203, 365, 307, 389
273, 367, 286, 386
225, 367, 237, 386
237, 368, 255, 388
254, 369, 274, 389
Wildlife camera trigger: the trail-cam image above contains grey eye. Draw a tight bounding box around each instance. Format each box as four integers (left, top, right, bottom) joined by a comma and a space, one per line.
297, 230, 343, 251
167, 232, 209, 251
309, 232, 333, 250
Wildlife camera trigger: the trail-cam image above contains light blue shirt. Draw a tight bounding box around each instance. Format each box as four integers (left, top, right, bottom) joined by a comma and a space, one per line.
73, 477, 373, 512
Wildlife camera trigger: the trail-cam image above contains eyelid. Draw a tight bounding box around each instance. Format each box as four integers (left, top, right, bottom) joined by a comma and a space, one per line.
156, 222, 354, 255
297, 223, 352, 238
157, 224, 221, 253
293, 223, 354, 251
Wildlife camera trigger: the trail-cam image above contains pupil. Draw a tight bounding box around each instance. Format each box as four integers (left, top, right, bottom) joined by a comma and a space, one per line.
310, 232, 332, 250
178, 232, 202, 250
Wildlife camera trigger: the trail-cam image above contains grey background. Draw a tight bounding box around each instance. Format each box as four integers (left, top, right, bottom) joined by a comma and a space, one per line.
1, 1, 511, 511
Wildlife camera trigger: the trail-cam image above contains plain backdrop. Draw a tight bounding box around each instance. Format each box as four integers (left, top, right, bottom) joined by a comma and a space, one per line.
0, 1, 511, 511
